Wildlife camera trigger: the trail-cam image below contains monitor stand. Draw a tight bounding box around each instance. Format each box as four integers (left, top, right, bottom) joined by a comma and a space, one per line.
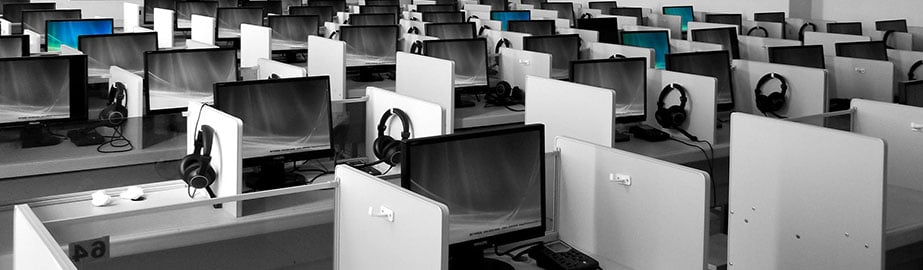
449, 247, 514, 270
353, 67, 384, 82
244, 161, 307, 191
20, 123, 62, 148
455, 91, 476, 108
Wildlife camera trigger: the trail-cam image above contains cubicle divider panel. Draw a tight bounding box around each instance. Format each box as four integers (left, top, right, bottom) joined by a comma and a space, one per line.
731, 60, 827, 118
910, 26, 923, 52
525, 76, 615, 150
0, 18, 10, 35
483, 29, 531, 57
59, 45, 82, 56
308, 36, 346, 100
804, 32, 872, 56
24, 30, 40, 54
124, 3, 140, 32
827, 56, 895, 102
741, 21, 783, 39
334, 166, 449, 270
648, 13, 682, 39
557, 28, 599, 50
886, 49, 923, 83
240, 24, 271, 68
399, 19, 427, 37
870, 31, 912, 51
13, 205, 75, 270
257, 58, 306, 79
611, 15, 638, 27
187, 103, 242, 217
728, 113, 885, 270
185, 39, 218, 49
737, 35, 801, 62
110, 66, 145, 119
852, 99, 923, 192
646, 69, 718, 144
529, 9, 558, 20
191, 15, 215, 46
585, 42, 655, 68
153, 8, 175, 49
324, 22, 339, 38
395, 52, 455, 134
401, 33, 437, 54
499, 47, 551, 91
669, 39, 723, 54
555, 136, 709, 270
365, 87, 445, 163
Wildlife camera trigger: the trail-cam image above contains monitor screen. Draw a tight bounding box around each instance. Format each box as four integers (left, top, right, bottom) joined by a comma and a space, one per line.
479, 0, 507, 11
176, 1, 219, 30
541, 2, 573, 26
46, 19, 114, 52
423, 38, 489, 88
2, 2, 55, 23
576, 17, 619, 44
621, 30, 669, 69
0, 0, 28, 14
416, 4, 456, 12
521, 0, 545, 6
666, 50, 735, 111
217, 7, 264, 38
269, 15, 319, 48
754, 12, 785, 23
835, 41, 888, 61
144, 48, 238, 114
705, 13, 741, 32
490, 10, 529, 31
348, 13, 397, 25
213, 76, 333, 162
768, 45, 826, 69
79, 32, 158, 78
662, 6, 693, 32
901, 80, 923, 107
241, 0, 282, 16
827, 22, 862, 35
422, 11, 464, 23
401, 124, 545, 247
365, 0, 399, 5
876, 19, 907, 32
691, 27, 740, 59
523, 34, 580, 80
144, 0, 174, 23
507, 20, 555, 36
340, 25, 399, 67
0, 35, 28, 58
290, 6, 334, 23
360, 5, 400, 18
0, 55, 87, 126
307, 0, 347, 12
21, 9, 81, 36
425, 22, 476, 39
610, 7, 642, 25
571, 57, 648, 123
588, 1, 618, 14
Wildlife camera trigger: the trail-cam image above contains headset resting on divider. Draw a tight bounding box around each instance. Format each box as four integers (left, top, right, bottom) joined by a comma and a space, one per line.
373, 108, 412, 166
754, 72, 790, 118
908, 60, 923, 81
407, 26, 421, 35
747, 25, 769, 37
180, 124, 218, 199
100, 82, 128, 127
798, 22, 816, 42
655, 83, 698, 142
486, 81, 524, 106
495, 38, 512, 54
882, 30, 895, 49
410, 40, 424, 54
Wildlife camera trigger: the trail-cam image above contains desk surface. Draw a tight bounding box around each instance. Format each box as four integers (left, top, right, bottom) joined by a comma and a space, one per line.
613, 123, 731, 164
455, 101, 525, 129
885, 185, 923, 250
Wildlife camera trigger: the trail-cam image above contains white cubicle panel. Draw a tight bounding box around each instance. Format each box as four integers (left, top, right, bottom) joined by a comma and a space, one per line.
803, 31, 871, 56
477, 19, 501, 34
611, 15, 638, 27
742, 20, 783, 39
59, 45, 82, 55
737, 35, 801, 62
13, 205, 75, 270
395, 52, 455, 134
499, 47, 551, 90
910, 26, 923, 52
334, 166, 449, 270
257, 58, 306, 79
887, 49, 923, 82
365, 87, 445, 161
133, 26, 155, 33
584, 42, 655, 68
24, 30, 40, 53
401, 33, 437, 53
669, 39, 723, 54
308, 36, 346, 100
464, 3, 491, 12
399, 19, 427, 37
826, 56, 895, 102
646, 69, 718, 144
110, 66, 144, 118
184, 39, 218, 49
123, 3, 140, 32
240, 24, 271, 68
728, 113, 885, 270
852, 99, 923, 192
870, 30, 912, 51
324, 22, 339, 38
731, 60, 827, 118
1, 18, 11, 35
191, 15, 215, 45
153, 8, 174, 49
525, 76, 615, 150
186, 102, 242, 217
529, 9, 558, 20
579, 8, 602, 19
647, 13, 681, 39
483, 29, 531, 56
621, 25, 672, 39
555, 136, 709, 270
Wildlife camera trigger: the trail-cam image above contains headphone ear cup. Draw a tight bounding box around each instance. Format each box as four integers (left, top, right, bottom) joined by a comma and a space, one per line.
668, 106, 686, 127
755, 94, 770, 112
768, 92, 786, 110
373, 136, 395, 162
381, 139, 402, 166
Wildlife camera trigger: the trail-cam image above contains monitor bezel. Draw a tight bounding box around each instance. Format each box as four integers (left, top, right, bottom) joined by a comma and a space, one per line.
506, 19, 556, 36
421, 11, 465, 23
78, 32, 159, 73
665, 50, 736, 112
0, 54, 88, 128
422, 38, 491, 89
268, 14, 321, 38
142, 48, 240, 115
174, 1, 220, 31
569, 57, 649, 124
575, 17, 620, 44
289, 5, 335, 23
834, 40, 888, 61
423, 22, 477, 39
875, 19, 908, 33
690, 26, 740, 59
45, 18, 114, 52
767, 44, 826, 69
753, 12, 785, 23
19, 9, 82, 35
0, 34, 30, 57
415, 4, 458, 13
826, 22, 863, 36
662, 5, 693, 31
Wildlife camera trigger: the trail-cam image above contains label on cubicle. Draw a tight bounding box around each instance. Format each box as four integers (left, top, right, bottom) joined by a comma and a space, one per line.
69, 235, 110, 265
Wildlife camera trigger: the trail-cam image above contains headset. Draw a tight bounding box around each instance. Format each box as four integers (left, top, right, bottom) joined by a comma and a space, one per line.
495, 38, 511, 54
609, 54, 627, 59
408, 26, 421, 34
754, 72, 790, 118
580, 13, 591, 19
410, 40, 424, 54
99, 82, 128, 127
655, 83, 698, 141
328, 30, 339, 39
180, 124, 218, 199
747, 25, 769, 37
909, 60, 923, 81
486, 81, 524, 106
478, 24, 491, 36
467, 15, 479, 22
798, 22, 816, 42
882, 30, 896, 49
373, 108, 411, 166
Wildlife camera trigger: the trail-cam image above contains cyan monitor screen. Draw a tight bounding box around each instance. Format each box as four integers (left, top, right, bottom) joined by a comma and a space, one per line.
571, 58, 648, 123
705, 13, 742, 33
402, 124, 545, 246
425, 22, 476, 39
691, 27, 740, 59
217, 8, 263, 38
480, 0, 507, 11
348, 13, 396, 26
46, 19, 113, 52
290, 6, 334, 23
507, 20, 555, 36
0, 0, 28, 14
662, 6, 693, 32
524, 34, 580, 80
2, 3, 55, 23
214, 77, 333, 161
876, 19, 907, 32
269, 15, 319, 47
754, 12, 785, 23
0, 35, 29, 58
587, 1, 618, 14
490, 10, 529, 31
307, 0, 347, 12
0, 55, 87, 126
767, 45, 826, 69
144, 48, 238, 114
423, 38, 489, 88
340, 25, 398, 67
144, 0, 175, 23
835, 41, 888, 61
22, 9, 81, 35
416, 4, 456, 12
621, 30, 669, 69
421, 11, 464, 23
827, 22, 862, 35
666, 50, 735, 111
176, 1, 219, 29
79, 33, 158, 78
576, 17, 619, 44
540, 2, 573, 25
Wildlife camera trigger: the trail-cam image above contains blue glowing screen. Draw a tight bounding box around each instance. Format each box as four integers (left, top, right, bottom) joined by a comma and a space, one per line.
46, 19, 113, 52
620, 31, 670, 69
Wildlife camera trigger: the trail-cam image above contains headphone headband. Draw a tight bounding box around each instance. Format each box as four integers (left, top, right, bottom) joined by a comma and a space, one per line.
109, 82, 127, 106
377, 108, 411, 141
755, 72, 789, 96
798, 22, 816, 42
495, 38, 511, 54
747, 25, 769, 37
658, 83, 688, 108
909, 60, 923, 81
197, 125, 215, 157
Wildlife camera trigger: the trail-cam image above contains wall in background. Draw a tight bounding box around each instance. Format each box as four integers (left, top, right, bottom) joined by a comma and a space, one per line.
811, 0, 920, 34
691, 0, 790, 21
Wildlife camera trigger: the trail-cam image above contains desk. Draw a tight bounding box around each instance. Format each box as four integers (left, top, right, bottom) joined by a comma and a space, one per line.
614, 124, 731, 164
886, 185, 923, 250
455, 101, 525, 129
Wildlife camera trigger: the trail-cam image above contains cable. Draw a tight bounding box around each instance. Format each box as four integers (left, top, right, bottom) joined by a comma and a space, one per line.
504, 105, 525, 112
308, 171, 333, 184
382, 165, 393, 175
96, 125, 134, 153
494, 241, 544, 258
670, 137, 717, 206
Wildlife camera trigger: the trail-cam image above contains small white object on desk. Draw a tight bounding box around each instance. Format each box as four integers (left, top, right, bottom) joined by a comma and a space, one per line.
120, 186, 145, 201
91, 191, 113, 207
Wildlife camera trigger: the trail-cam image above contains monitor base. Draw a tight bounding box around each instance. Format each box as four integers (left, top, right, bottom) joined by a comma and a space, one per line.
352, 68, 385, 82
450, 250, 515, 270
20, 123, 62, 149
244, 162, 308, 191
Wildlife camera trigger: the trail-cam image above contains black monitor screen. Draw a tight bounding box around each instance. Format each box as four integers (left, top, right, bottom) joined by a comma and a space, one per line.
479, 0, 507, 11
416, 4, 456, 12
507, 20, 555, 36
876, 19, 907, 32
705, 13, 741, 32
307, 0, 347, 12
422, 11, 464, 23
290, 6, 334, 23
901, 80, 923, 107
79, 33, 158, 78
666, 50, 735, 111
588, 1, 617, 14
754, 12, 785, 23
621, 30, 669, 69
827, 22, 862, 35
360, 5, 400, 18
423, 38, 489, 88
521, 0, 545, 6
144, 48, 238, 114
365, 0, 399, 6
241, 0, 282, 16
524, 34, 580, 80
21, 9, 81, 35
348, 13, 396, 25
0, 55, 87, 126
0, 0, 28, 14
176, 1, 219, 30
835, 41, 888, 61
269, 15, 319, 45
576, 17, 619, 44
340, 25, 398, 67
0, 35, 28, 58
425, 22, 476, 39
2, 3, 55, 23
144, 0, 174, 23
571, 58, 647, 123
768, 45, 826, 69
691, 27, 740, 59
402, 124, 545, 247
610, 7, 642, 24
217, 8, 264, 38
541, 2, 573, 26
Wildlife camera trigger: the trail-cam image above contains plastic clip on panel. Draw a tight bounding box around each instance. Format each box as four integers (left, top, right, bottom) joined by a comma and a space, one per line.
368, 205, 395, 222
911, 122, 923, 132
610, 173, 632, 186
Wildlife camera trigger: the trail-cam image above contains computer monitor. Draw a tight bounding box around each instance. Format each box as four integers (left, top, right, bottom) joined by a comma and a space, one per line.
423, 38, 489, 89
213, 76, 334, 190
143, 48, 238, 114
175, 1, 219, 30
662, 6, 693, 32
360, 5, 401, 18
523, 34, 580, 80
79, 32, 158, 78
241, 0, 282, 16
46, 19, 114, 52
307, 0, 347, 12
705, 13, 741, 33
2, 2, 55, 23
21, 9, 81, 35
0, 35, 28, 58
609, 7, 643, 25
588, 1, 618, 14
365, 0, 399, 6
691, 27, 740, 59
401, 124, 545, 269
0, 0, 28, 14
479, 0, 507, 11
290, 6, 335, 23
424, 22, 476, 39
876, 19, 907, 32
767, 45, 826, 69
507, 20, 555, 36
348, 13, 397, 25
900, 80, 923, 107
666, 50, 735, 111
416, 4, 456, 12
827, 22, 862, 35
835, 41, 888, 61
620, 30, 669, 69
490, 10, 530, 31
422, 11, 464, 23
144, 0, 174, 24
269, 15, 318, 50
521, 0, 544, 6
576, 17, 619, 44
217, 7, 264, 38
754, 12, 785, 23
0, 55, 88, 127
571, 57, 648, 123
340, 25, 399, 67
541, 2, 573, 26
